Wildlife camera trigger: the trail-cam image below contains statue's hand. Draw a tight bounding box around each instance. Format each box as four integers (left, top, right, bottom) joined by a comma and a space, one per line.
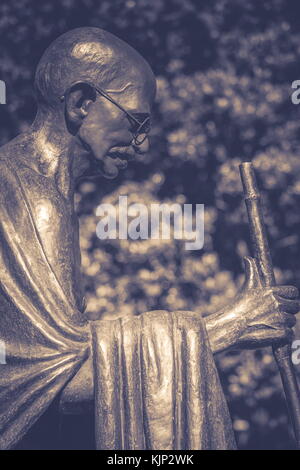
234, 256, 299, 349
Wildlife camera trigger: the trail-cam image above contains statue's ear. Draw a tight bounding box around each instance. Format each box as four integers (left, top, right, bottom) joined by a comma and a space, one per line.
62, 82, 96, 130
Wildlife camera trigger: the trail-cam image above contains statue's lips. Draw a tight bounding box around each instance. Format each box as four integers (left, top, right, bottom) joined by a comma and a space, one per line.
105, 150, 137, 169
108, 150, 136, 161
110, 156, 128, 169
90, 149, 136, 174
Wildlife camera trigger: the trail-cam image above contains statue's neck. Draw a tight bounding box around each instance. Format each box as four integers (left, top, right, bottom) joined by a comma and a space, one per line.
27, 113, 77, 201
14, 109, 94, 201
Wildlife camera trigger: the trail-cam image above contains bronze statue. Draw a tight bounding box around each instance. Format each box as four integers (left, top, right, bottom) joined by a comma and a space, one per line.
0, 27, 298, 450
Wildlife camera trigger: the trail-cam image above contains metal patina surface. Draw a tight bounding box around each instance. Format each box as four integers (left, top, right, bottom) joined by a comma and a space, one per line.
0, 27, 298, 450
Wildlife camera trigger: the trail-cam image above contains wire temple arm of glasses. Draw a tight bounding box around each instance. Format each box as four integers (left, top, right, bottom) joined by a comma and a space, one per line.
59, 80, 143, 128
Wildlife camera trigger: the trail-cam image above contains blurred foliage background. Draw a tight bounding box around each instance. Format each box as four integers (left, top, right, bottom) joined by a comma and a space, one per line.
1, 0, 300, 450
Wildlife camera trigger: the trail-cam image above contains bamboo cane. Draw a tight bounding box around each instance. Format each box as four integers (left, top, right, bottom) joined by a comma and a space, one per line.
240, 161, 300, 449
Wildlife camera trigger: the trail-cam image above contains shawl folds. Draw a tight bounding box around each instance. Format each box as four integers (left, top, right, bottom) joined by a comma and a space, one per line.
0, 158, 89, 449
91, 311, 236, 450
0, 158, 236, 450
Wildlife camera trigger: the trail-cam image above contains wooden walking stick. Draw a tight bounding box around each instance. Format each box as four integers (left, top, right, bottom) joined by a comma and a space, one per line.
240, 162, 300, 449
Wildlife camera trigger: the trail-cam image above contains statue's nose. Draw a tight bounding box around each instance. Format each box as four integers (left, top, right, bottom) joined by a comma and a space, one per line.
133, 135, 150, 154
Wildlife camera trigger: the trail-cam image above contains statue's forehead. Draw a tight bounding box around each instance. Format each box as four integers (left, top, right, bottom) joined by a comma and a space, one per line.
71, 42, 115, 62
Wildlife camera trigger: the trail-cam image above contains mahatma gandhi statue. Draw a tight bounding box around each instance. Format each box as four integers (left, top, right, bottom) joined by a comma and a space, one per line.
0, 27, 298, 450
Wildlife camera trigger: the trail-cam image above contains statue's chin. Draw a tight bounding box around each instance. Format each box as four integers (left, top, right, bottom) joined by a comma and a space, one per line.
102, 156, 121, 179
102, 168, 119, 179
100, 153, 130, 179
82, 149, 130, 179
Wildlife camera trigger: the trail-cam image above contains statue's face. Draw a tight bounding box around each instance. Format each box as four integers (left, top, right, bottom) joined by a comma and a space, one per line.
76, 80, 154, 179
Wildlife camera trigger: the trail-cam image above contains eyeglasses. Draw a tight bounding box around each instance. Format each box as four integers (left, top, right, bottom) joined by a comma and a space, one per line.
60, 81, 151, 146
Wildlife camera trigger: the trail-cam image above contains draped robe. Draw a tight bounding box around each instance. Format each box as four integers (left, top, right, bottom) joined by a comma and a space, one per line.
0, 157, 236, 450
0, 157, 89, 449
92, 312, 236, 450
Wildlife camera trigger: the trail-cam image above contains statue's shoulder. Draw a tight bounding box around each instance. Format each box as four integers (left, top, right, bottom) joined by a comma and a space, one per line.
0, 133, 32, 182
0, 151, 16, 187
0, 136, 31, 220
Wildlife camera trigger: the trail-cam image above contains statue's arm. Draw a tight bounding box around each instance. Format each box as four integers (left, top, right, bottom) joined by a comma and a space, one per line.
60, 254, 299, 409
204, 305, 245, 354
60, 308, 243, 410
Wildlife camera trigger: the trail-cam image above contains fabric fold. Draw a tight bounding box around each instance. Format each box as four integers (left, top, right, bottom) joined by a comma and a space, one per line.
0, 158, 89, 450
91, 310, 236, 450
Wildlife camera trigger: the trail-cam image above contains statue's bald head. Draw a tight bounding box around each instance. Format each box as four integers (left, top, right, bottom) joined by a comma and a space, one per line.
34, 27, 156, 110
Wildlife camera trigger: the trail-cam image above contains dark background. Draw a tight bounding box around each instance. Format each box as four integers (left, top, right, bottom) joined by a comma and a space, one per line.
1, 0, 300, 450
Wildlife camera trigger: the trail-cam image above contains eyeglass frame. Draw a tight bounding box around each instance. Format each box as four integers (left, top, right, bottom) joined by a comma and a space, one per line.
60, 80, 151, 146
